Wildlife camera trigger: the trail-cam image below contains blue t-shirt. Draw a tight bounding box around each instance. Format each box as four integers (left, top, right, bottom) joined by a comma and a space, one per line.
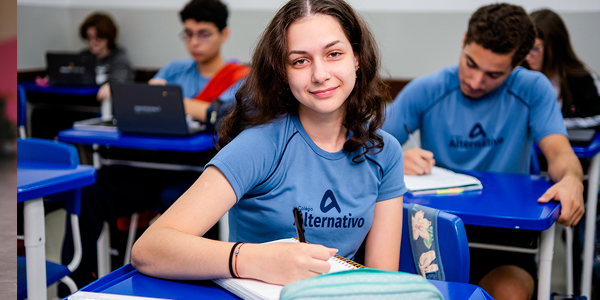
383, 65, 567, 174
153, 58, 240, 102
207, 114, 407, 259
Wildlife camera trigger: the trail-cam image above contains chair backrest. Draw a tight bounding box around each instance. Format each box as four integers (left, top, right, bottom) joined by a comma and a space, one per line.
399, 203, 470, 283
17, 137, 80, 166
17, 84, 27, 138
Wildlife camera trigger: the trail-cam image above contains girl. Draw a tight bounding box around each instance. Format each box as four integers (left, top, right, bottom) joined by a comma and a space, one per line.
526, 9, 600, 130
132, 0, 406, 285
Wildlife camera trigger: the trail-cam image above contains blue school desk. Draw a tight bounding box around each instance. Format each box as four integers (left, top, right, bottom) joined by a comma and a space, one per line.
57, 128, 218, 277
404, 170, 559, 300
19, 81, 100, 97
570, 133, 600, 298
58, 128, 215, 153
67, 264, 493, 300
19, 82, 102, 139
18, 160, 97, 300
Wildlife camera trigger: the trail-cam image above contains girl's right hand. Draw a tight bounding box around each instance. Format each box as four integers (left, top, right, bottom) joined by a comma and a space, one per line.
236, 242, 338, 285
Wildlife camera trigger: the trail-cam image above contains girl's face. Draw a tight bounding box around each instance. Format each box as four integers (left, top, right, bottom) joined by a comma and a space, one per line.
285, 14, 358, 120
526, 38, 545, 72
85, 27, 109, 58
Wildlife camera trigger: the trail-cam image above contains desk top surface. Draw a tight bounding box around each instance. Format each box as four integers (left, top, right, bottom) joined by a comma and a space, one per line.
405, 170, 559, 231
58, 129, 216, 152
19, 81, 100, 96
17, 161, 97, 202
77, 264, 493, 300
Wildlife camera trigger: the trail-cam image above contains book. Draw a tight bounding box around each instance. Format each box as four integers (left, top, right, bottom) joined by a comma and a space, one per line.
213, 238, 364, 300
404, 166, 483, 195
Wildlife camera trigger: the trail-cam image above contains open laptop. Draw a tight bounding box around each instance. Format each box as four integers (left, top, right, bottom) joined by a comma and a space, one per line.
110, 83, 204, 136
46, 52, 97, 86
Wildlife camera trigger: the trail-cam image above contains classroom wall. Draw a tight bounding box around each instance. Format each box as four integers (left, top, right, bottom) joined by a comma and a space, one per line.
17, 0, 600, 80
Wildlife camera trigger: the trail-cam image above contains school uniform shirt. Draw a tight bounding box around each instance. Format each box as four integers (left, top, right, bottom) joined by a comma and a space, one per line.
207, 114, 407, 260
152, 58, 240, 101
383, 65, 566, 174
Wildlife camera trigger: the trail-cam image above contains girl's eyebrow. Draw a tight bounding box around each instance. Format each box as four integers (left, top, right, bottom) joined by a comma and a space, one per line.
288, 40, 342, 57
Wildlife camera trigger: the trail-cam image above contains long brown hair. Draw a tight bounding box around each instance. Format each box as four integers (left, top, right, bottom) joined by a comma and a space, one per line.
217, 0, 390, 162
530, 9, 589, 115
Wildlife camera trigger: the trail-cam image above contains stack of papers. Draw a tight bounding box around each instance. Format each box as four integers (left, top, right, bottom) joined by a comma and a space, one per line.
404, 166, 482, 195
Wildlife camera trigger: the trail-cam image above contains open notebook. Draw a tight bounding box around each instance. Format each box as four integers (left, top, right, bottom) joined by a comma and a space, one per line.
404, 166, 483, 195
213, 238, 364, 300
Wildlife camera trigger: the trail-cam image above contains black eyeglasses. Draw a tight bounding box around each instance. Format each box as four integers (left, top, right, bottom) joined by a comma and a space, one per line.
179, 30, 215, 43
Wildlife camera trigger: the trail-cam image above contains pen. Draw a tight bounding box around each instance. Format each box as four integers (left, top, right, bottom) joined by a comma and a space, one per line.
293, 207, 306, 242
404, 124, 420, 149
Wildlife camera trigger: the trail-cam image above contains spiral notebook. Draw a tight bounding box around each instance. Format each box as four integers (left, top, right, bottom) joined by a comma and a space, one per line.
213, 238, 364, 300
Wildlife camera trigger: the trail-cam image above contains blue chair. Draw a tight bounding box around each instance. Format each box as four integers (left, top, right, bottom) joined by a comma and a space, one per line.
399, 203, 470, 283
17, 138, 84, 300
17, 84, 27, 138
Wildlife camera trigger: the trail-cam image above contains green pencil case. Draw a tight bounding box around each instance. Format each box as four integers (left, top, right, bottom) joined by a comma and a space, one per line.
280, 268, 444, 300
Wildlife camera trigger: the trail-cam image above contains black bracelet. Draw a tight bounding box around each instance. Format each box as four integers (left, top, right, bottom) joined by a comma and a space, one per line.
229, 242, 242, 278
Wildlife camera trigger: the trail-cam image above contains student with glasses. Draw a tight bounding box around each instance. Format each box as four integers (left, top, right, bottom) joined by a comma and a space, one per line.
525, 9, 600, 130
60, 0, 248, 296
149, 0, 248, 124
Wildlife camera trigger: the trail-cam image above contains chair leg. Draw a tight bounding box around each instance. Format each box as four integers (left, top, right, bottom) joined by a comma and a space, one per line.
123, 213, 139, 266
60, 276, 78, 294
565, 225, 573, 295
97, 222, 111, 278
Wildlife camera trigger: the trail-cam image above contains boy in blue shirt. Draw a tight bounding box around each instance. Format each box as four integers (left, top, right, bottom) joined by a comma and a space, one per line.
383, 3, 584, 300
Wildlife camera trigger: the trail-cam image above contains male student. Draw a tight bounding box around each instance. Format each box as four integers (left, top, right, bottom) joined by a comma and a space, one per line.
148, 0, 248, 126
383, 3, 584, 300
60, 0, 247, 295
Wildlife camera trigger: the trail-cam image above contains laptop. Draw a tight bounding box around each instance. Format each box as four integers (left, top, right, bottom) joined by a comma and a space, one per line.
46, 52, 97, 86
110, 83, 204, 136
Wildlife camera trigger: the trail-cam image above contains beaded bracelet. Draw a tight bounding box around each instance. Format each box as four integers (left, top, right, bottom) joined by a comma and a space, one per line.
229, 242, 243, 278
234, 243, 246, 278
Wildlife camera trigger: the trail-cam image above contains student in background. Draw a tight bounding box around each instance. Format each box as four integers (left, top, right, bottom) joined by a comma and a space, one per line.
383, 3, 583, 299
79, 12, 134, 100
148, 0, 248, 126
59, 0, 247, 294
132, 0, 405, 284
525, 9, 600, 130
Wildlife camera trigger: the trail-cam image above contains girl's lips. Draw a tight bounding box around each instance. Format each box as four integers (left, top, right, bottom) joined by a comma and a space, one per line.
310, 87, 338, 98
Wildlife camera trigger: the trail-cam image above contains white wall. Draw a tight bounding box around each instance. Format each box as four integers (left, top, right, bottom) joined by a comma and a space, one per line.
17, 0, 600, 79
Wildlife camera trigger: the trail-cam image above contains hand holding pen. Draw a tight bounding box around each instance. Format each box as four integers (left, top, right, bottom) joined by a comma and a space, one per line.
403, 124, 436, 175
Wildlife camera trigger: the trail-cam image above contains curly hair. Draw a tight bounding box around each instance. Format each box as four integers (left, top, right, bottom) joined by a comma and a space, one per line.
217, 0, 390, 162
79, 13, 118, 50
465, 3, 535, 67
179, 0, 228, 31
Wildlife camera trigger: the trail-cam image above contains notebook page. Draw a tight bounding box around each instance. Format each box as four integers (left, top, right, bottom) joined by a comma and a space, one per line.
213, 238, 360, 300
404, 166, 482, 192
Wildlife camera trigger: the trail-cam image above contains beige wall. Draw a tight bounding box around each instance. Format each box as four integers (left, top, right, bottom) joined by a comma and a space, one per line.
17, 2, 600, 79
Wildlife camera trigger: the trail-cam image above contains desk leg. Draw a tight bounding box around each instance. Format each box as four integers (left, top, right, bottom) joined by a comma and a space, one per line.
538, 223, 555, 300
24, 198, 47, 300
92, 144, 101, 169
581, 153, 600, 298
